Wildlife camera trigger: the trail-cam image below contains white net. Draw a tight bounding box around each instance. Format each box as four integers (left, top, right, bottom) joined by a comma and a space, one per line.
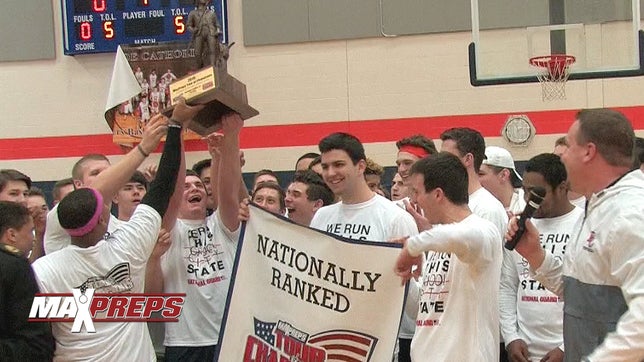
530, 55, 575, 101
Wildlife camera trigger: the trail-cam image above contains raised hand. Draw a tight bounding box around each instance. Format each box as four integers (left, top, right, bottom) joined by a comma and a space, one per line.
139, 114, 168, 156
170, 97, 205, 127
205, 132, 224, 158
221, 112, 243, 135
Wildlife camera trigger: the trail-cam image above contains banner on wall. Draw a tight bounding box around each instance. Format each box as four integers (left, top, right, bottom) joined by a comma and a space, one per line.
104, 42, 202, 146
216, 205, 407, 361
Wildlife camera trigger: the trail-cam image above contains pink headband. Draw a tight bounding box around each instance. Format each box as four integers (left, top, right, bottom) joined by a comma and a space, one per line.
399, 145, 429, 159
65, 188, 104, 237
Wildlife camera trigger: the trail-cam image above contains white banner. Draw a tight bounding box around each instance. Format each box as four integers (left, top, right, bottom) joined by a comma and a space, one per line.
216, 204, 407, 361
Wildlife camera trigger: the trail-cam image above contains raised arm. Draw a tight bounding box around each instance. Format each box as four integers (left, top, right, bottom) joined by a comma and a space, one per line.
141, 99, 202, 217
206, 133, 223, 212
91, 114, 168, 206
217, 113, 243, 232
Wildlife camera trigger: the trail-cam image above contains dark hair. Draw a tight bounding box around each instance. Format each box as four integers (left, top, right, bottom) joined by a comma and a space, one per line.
0, 201, 31, 237
53, 178, 74, 201
554, 136, 568, 147
524, 153, 568, 190
192, 158, 211, 178
295, 152, 320, 168
396, 134, 438, 155
57, 188, 98, 230
253, 169, 279, 186
292, 170, 334, 206
72, 154, 110, 180
410, 152, 469, 205
185, 169, 200, 179
252, 181, 286, 211
634, 136, 644, 168
309, 156, 321, 168
440, 128, 486, 172
128, 170, 149, 190
0, 169, 32, 193
575, 109, 634, 168
318, 132, 366, 165
28, 187, 46, 198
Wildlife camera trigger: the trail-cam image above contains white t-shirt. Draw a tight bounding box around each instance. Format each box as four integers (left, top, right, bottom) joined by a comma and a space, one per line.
500, 207, 584, 360
310, 193, 418, 339
44, 204, 126, 255
161, 211, 239, 346
33, 205, 161, 362
469, 187, 509, 239
310, 194, 418, 241
407, 214, 502, 361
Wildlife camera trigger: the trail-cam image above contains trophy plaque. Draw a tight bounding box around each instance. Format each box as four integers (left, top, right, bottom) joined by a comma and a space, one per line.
164, 66, 258, 136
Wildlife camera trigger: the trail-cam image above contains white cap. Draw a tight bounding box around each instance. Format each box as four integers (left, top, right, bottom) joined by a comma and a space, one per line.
483, 146, 522, 181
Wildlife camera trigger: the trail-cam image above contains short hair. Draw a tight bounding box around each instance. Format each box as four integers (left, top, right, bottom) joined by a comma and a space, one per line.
485, 165, 523, 189
0, 169, 32, 193
440, 128, 486, 172
575, 109, 634, 168
396, 134, 438, 155
524, 153, 568, 190
57, 188, 98, 231
128, 170, 149, 190
192, 158, 211, 178
318, 132, 366, 165
634, 136, 644, 167
295, 152, 320, 168
185, 169, 200, 179
53, 178, 74, 201
28, 187, 46, 198
72, 154, 110, 180
252, 181, 286, 211
292, 170, 334, 206
364, 158, 384, 177
0, 201, 31, 237
410, 152, 469, 205
309, 156, 321, 169
253, 169, 279, 185
554, 136, 568, 147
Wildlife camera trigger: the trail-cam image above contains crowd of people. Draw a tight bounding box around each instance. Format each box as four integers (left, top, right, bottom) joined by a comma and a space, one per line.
1, 106, 644, 361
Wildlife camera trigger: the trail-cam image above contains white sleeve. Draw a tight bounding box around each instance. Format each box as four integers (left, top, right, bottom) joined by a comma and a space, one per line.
499, 249, 521, 344
43, 205, 70, 254
531, 252, 564, 297
108, 205, 161, 265
406, 218, 498, 267
587, 213, 644, 361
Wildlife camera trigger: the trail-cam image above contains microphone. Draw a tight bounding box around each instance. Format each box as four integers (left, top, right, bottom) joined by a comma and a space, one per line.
505, 186, 546, 250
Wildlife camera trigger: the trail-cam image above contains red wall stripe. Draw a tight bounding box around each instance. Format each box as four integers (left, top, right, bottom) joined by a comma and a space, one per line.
2, 107, 644, 161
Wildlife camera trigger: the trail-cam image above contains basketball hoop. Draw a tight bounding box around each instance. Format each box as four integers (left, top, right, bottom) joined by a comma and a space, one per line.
529, 55, 576, 101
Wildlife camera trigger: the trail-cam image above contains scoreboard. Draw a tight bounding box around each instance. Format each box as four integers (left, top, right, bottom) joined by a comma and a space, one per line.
61, 0, 228, 55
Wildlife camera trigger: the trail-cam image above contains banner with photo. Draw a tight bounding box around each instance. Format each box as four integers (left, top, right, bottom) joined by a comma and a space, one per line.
104, 42, 203, 146
216, 205, 407, 361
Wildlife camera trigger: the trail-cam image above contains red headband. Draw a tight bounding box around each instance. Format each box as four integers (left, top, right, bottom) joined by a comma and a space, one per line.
399, 145, 429, 159
65, 188, 104, 237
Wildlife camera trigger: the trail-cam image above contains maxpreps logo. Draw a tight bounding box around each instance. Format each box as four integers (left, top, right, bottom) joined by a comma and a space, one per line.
245, 318, 377, 362
28, 288, 185, 333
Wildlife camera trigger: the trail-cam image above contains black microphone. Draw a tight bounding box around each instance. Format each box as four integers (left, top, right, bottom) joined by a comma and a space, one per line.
505, 186, 546, 250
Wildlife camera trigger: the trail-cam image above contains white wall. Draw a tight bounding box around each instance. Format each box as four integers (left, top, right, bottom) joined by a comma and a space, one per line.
1, 0, 643, 181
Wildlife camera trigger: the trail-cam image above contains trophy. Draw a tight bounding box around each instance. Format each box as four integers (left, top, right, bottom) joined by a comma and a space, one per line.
163, 0, 258, 135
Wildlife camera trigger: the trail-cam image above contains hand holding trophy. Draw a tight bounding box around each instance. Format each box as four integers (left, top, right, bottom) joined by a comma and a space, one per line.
163, 0, 258, 136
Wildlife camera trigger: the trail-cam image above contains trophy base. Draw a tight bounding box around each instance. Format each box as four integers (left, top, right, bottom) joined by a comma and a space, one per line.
163, 68, 258, 136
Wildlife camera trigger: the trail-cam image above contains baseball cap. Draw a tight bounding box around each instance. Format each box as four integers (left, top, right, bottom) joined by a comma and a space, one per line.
483, 146, 522, 181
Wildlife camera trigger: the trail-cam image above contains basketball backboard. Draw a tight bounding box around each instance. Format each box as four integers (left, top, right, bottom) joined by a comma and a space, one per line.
469, 0, 643, 86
